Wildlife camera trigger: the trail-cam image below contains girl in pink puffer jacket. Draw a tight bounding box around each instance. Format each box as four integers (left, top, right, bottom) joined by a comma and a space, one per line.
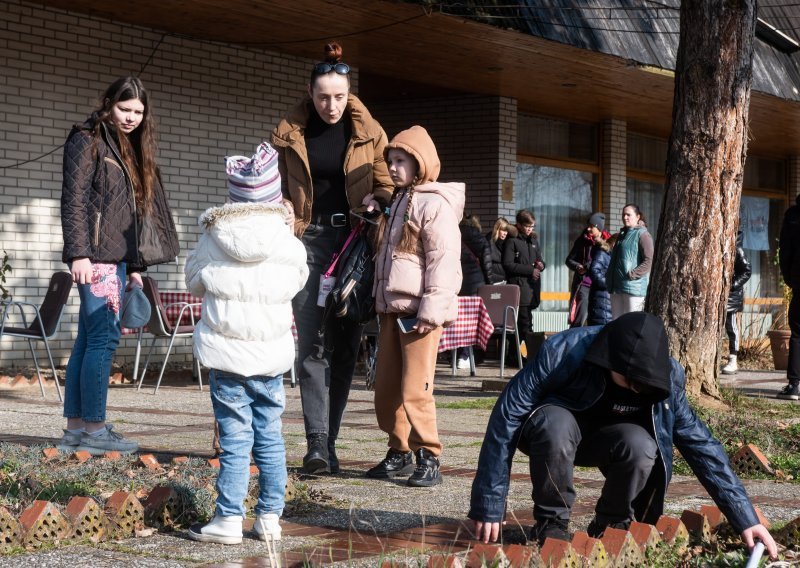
363, 125, 464, 488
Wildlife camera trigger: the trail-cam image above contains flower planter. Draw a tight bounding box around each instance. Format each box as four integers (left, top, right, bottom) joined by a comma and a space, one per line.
767, 329, 791, 371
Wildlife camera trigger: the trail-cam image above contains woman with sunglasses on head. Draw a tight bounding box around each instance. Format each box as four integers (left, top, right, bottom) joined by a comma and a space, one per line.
272, 42, 393, 475
606, 204, 653, 320
59, 76, 179, 455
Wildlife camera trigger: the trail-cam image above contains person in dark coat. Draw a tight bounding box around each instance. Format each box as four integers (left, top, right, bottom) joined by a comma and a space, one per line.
456, 215, 492, 368
459, 215, 492, 296
486, 217, 515, 284
721, 231, 752, 375
587, 232, 614, 326
778, 197, 800, 400
502, 209, 545, 342
468, 312, 777, 560
566, 212, 605, 327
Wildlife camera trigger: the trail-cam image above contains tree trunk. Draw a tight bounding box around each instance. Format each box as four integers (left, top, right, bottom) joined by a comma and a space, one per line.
646, 0, 756, 402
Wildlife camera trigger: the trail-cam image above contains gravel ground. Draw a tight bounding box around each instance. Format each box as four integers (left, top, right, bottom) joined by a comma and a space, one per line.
1, 364, 799, 566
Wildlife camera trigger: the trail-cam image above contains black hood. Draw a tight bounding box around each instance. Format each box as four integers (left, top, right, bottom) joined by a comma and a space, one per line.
583, 312, 671, 401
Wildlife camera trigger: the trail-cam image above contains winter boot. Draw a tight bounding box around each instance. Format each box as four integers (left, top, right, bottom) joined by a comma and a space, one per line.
302, 433, 329, 474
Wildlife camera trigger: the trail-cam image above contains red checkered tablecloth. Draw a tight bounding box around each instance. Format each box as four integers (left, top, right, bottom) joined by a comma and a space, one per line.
437, 296, 494, 353
122, 291, 298, 340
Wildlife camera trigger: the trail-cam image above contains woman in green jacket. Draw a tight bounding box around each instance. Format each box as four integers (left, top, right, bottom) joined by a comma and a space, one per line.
606, 204, 653, 320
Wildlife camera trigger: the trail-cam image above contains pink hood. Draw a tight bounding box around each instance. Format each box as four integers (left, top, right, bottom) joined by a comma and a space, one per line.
373, 180, 465, 326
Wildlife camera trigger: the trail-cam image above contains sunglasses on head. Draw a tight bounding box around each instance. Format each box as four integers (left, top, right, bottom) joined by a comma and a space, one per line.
313, 62, 350, 75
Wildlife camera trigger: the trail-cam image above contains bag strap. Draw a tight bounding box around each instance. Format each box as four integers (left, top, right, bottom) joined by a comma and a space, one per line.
323, 221, 365, 278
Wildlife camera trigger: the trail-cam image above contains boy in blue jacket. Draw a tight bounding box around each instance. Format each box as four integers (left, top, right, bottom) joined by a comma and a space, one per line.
469, 312, 776, 560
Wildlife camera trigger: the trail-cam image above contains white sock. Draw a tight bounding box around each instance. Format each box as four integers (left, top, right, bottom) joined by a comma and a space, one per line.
87, 427, 106, 437
67, 428, 84, 435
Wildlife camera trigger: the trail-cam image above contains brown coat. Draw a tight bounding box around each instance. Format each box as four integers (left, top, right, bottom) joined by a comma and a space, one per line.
271, 94, 393, 236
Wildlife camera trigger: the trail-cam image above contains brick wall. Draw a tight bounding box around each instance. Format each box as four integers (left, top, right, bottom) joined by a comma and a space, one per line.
0, 0, 321, 367
370, 95, 517, 230
0, 1, 519, 372
602, 118, 627, 223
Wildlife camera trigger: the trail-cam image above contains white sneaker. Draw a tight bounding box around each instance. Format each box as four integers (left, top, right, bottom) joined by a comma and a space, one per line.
188, 515, 243, 545
254, 513, 282, 542
721, 355, 738, 375
456, 357, 470, 370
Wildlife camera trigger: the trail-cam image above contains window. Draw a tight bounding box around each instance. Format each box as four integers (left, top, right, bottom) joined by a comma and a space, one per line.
518, 114, 597, 162
626, 133, 667, 238
515, 163, 595, 311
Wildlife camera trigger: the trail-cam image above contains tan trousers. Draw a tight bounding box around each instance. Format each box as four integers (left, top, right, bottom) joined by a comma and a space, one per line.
374, 313, 443, 457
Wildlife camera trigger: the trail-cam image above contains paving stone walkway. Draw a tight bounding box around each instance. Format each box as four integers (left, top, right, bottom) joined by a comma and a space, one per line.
0, 362, 798, 566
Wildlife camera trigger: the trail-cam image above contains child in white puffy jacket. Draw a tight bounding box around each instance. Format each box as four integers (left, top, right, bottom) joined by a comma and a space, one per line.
185, 142, 308, 545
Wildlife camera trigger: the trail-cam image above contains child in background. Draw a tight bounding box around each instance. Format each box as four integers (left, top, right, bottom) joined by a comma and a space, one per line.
364, 126, 463, 487
185, 142, 308, 544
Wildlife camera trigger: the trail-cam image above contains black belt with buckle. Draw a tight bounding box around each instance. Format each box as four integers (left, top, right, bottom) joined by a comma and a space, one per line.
312, 212, 349, 228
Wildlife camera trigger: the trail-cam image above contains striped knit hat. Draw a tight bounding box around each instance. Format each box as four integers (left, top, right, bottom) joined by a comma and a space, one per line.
225, 142, 282, 203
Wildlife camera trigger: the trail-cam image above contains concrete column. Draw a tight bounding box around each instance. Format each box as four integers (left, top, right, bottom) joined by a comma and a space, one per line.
602, 118, 627, 227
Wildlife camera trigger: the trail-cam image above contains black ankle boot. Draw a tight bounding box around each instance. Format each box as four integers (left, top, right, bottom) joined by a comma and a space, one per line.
302, 433, 329, 474
328, 438, 339, 474
586, 518, 630, 539
530, 518, 569, 546
407, 448, 442, 487
366, 448, 414, 479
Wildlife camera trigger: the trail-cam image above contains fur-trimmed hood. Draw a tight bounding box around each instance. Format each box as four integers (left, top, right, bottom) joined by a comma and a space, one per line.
198, 202, 290, 263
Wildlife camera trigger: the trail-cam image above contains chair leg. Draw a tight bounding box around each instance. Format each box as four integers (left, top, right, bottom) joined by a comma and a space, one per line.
26, 339, 46, 398
41, 336, 63, 402
451, 348, 457, 376
153, 331, 180, 394
132, 328, 143, 388
500, 328, 507, 379
468, 346, 476, 376
194, 356, 203, 392
137, 336, 158, 391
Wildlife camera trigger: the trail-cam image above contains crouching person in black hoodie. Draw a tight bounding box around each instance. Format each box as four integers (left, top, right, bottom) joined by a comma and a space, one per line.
468, 312, 777, 559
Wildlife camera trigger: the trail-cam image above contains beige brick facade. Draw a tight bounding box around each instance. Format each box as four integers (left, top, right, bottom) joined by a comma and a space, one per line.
0, 0, 313, 366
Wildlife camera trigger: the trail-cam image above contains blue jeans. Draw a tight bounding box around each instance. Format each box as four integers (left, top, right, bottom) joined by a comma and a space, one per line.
63, 262, 126, 423
210, 369, 287, 517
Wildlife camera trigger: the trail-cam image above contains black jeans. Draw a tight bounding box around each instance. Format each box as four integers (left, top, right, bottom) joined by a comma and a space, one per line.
293, 224, 364, 440
789, 292, 800, 384
523, 405, 657, 525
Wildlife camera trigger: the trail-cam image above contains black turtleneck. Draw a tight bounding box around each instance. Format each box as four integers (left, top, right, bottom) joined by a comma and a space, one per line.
305, 105, 352, 217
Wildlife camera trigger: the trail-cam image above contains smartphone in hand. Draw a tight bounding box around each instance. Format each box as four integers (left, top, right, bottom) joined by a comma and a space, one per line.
350, 205, 381, 225
397, 315, 419, 334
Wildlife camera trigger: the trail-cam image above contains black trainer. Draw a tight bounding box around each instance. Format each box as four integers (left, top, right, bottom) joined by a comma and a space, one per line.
406, 448, 442, 487
328, 438, 340, 474
302, 433, 329, 474
366, 448, 414, 479
530, 518, 569, 546
777, 382, 800, 401
586, 518, 631, 539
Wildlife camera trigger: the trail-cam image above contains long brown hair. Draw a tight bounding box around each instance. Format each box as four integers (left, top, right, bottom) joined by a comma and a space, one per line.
93, 76, 158, 213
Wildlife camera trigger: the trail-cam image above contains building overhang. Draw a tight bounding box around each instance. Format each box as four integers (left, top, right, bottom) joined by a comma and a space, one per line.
30, 0, 800, 157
